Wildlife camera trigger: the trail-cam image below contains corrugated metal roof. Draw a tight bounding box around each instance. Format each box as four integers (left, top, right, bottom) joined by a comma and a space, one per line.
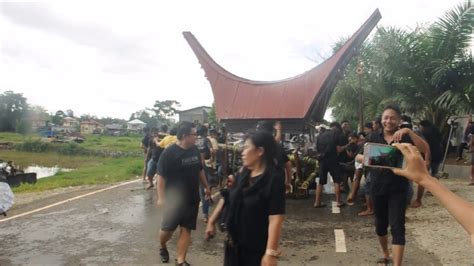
183, 9, 381, 123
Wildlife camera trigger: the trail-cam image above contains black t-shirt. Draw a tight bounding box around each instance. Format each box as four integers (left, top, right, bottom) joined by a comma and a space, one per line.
316, 130, 346, 163
347, 142, 359, 154
149, 137, 163, 161
231, 167, 285, 252
342, 142, 358, 163
157, 144, 203, 205
142, 134, 150, 148
364, 131, 413, 196
274, 143, 289, 169
422, 128, 443, 163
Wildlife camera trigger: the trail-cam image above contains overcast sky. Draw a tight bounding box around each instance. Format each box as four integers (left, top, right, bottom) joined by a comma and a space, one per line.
0, 0, 464, 120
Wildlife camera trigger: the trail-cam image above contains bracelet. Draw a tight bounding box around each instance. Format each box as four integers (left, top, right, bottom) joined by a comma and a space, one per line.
265, 249, 282, 258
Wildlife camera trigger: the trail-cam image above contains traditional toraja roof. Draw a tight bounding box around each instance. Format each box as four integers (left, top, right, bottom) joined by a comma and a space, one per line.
184, 9, 381, 132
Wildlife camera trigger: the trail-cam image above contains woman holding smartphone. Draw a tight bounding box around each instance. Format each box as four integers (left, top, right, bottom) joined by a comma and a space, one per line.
356, 105, 429, 266
205, 131, 286, 266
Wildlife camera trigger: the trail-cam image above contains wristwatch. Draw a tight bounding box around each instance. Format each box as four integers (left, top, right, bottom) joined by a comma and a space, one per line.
265, 249, 282, 258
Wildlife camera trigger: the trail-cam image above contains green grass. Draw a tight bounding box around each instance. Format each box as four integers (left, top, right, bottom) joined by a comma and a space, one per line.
1, 133, 145, 193
0, 132, 37, 143
1, 150, 104, 168
0, 132, 143, 153
81, 135, 143, 152
11, 156, 143, 193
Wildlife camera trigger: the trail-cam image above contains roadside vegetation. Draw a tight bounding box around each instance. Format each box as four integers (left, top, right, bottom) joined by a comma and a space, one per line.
1, 133, 144, 193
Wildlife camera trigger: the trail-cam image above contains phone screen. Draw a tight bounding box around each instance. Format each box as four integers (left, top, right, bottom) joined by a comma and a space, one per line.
364, 143, 404, 168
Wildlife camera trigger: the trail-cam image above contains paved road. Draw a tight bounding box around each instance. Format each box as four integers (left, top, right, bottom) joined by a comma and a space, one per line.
0, 180, 442, 265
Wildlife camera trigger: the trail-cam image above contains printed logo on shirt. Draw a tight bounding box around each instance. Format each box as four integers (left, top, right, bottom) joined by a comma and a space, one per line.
181, 155, 200, 167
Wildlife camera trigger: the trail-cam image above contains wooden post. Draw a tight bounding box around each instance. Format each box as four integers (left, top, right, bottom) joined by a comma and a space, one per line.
356, 61, 365, 132
222, 125, 228, 176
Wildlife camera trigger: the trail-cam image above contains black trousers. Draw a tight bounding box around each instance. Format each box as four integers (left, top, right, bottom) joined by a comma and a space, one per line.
457, 142, 467, 158
373, 192, 407, 245
224, 241, 264, 266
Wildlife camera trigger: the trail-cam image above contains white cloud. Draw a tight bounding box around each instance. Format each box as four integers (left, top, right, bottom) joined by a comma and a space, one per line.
0, 0, 463, 119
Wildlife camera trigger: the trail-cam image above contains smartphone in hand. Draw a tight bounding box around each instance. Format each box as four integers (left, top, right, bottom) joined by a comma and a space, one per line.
363, 143, 405, 169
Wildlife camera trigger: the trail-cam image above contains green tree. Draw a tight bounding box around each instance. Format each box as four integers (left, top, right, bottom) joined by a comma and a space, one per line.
151, 100, 180, 125
328, 1, 473, 131
131, 110, 158, 128
51, 110, 66, 125
208, 102, 217, 127
79, 114, 98, 122
0, 91, 29, 132
432, 0, 474, 114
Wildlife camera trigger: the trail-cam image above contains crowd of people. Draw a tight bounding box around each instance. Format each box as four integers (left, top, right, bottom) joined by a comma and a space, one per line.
137, 107, 474, 266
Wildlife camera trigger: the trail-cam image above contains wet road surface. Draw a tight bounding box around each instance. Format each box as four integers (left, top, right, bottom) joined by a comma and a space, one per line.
0, 181, 442, 265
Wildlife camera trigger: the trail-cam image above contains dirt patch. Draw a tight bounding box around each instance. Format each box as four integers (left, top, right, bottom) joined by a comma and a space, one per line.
407, 178, 474, 265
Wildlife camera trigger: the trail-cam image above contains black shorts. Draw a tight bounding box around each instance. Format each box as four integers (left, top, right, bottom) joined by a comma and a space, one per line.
318, 161, 342, 185
161, 203, 199, 231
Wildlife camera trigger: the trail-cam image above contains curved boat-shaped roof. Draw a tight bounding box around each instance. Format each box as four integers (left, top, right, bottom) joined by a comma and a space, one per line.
184, 9, 381, 126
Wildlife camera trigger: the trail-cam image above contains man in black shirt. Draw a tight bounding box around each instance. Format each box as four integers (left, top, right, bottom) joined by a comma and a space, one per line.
412, 120, 444, 208
356, 105, 429, 266
140, 127, 151, 181
156, 122, 211, 265
256, 121, 292, 192
145, 127, 163, 189
195, 125, 212, 222
314, 122, 347, 208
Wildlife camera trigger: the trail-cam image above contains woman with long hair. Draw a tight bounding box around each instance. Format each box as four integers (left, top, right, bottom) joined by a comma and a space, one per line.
205, 130, 286, 266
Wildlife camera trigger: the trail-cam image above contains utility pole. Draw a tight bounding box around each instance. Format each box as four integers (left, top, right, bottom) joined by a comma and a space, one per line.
356, 61, 365, 132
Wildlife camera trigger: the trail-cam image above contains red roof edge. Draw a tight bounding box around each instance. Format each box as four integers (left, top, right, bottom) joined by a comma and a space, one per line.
183, 9, 381, 126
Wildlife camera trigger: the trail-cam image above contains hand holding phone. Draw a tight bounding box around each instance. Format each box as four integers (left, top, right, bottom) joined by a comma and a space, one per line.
363, 143, 405, 169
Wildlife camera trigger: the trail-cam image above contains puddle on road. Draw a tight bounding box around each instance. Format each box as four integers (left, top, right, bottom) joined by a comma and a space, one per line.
24, 165, 74, 179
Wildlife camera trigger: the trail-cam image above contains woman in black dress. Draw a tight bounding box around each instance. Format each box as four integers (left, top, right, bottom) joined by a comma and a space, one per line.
205, 131, 286, 266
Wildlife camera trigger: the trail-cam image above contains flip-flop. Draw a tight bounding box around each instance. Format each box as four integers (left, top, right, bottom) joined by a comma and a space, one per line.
376, 257, 392, 265
346, 198, 355, 206
358, 210, 374, 217
313, 203, 326, 208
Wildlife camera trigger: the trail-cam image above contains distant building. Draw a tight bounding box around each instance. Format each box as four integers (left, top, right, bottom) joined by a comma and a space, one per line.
80, 120, 104, 135
25, 111, 49, 132
105, 124, 125, 136
178, 106, 212, 125
62, 117, 79, 129
127, 119, 146, 132
29, 118, 48, 132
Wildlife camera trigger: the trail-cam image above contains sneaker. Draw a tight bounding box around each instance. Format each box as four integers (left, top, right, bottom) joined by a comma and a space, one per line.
160, 248, 169, 263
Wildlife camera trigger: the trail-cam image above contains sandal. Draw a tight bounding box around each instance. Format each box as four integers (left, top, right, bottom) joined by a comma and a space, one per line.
313, 202, 326, 208
175, 260, 191, 266
346, 198, 355, 206
376, 257, 392, 265
358, 210, 374, 216
337, 201, 346, 207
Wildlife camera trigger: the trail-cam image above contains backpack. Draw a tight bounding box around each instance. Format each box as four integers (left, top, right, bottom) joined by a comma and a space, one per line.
315, 130, 337, 161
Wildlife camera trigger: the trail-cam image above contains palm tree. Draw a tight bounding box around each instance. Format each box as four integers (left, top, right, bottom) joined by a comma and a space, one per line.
432, 0, 474, 114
